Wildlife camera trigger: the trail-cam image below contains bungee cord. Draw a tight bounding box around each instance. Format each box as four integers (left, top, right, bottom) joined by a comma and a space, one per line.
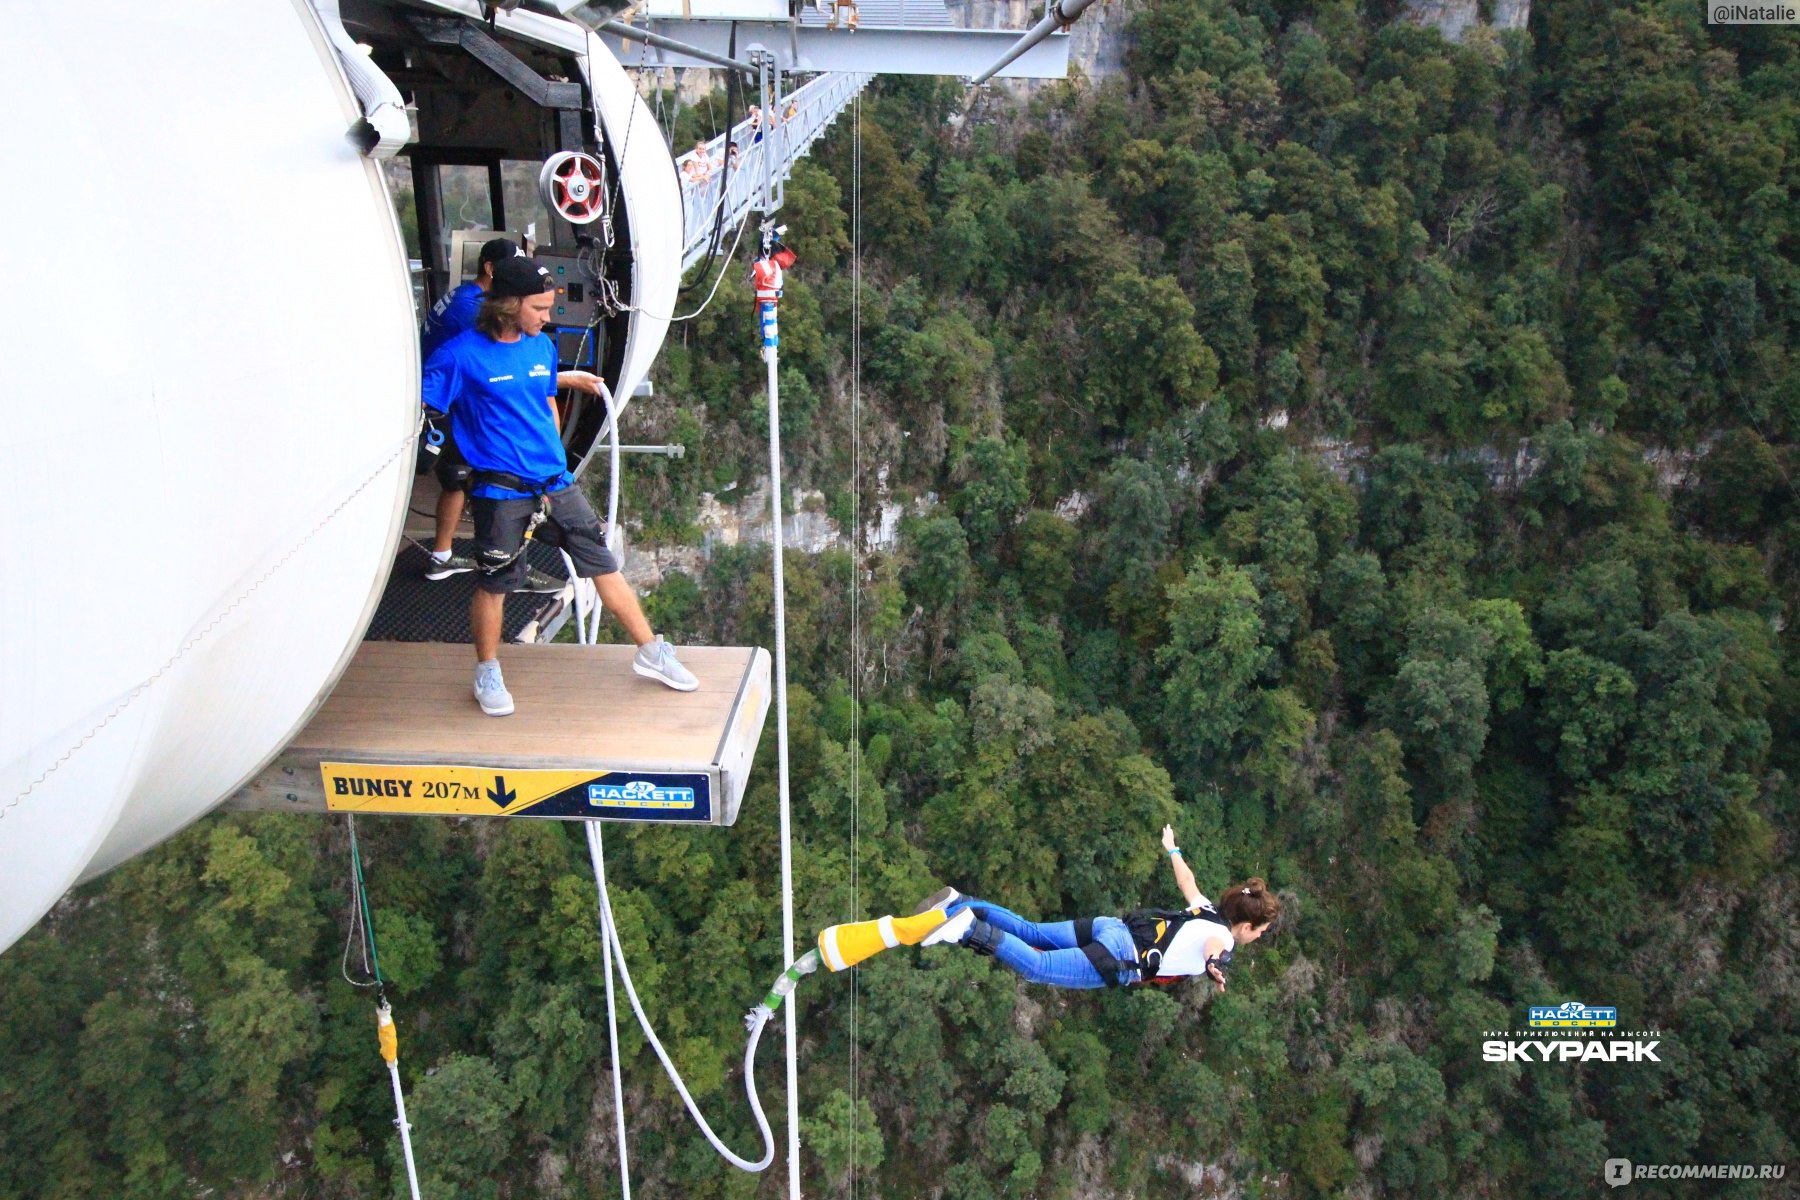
583, 819, 816, 1174
847, 85, 865, 1200
574, 79, 875, 1199
344, 816, 423, 1200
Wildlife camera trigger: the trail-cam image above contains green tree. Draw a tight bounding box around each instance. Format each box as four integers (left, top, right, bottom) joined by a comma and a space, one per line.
1158, 557, 1270, 771
1537, 648, 1637, 779
1087, 268, 1220, 433
1378, 607, 1495, 786
801, 1088, 885, 1192
402, 1054, 520, 1200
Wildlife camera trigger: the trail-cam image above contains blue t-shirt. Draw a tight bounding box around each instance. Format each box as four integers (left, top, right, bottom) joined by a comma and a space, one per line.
420, 282, 484, 360
421, 329, 572, 500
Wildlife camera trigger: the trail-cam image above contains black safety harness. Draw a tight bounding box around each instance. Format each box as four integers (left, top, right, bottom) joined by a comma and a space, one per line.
470, 470, 567, 496
470, 471, 567, 575
1073, 903, 1234, 988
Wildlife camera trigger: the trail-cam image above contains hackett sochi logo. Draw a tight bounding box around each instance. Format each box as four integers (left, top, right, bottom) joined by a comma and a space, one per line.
1482, 1002, 1660, 1063
1529, 1000, 1617, 1028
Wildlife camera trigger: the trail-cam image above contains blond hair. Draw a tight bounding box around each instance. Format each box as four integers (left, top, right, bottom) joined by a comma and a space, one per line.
475, 295, 522, 338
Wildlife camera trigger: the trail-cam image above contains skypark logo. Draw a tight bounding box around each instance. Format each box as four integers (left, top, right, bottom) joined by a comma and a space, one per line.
1482, 1002, 1660, 1063
1483, 1038, 1658, 1062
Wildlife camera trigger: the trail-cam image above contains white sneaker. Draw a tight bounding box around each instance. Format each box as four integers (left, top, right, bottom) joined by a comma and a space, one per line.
473, 660, 514, 717
912, 886, 963, 916
632, 636, 699, 691
920, 907, 974, 947
424, 552, 477, 581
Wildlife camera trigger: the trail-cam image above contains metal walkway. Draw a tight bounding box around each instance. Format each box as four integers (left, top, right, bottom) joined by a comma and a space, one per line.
369, 537, 574, 644
676, 71, 870, 271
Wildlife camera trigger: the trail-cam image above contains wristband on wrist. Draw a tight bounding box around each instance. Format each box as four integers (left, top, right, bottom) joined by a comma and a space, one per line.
1168, 848, 1181, 858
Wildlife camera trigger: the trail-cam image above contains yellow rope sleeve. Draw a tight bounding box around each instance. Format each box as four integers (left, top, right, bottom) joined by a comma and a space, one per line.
816, 909, 947, 971
377, 1002, 399, 1065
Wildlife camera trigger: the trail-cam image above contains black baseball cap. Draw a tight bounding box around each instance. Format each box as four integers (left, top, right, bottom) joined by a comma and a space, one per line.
490, 256, 554, 298
478, 237, 521, 267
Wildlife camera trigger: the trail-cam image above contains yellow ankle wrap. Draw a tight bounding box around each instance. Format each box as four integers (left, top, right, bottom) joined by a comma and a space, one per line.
815, 909, 948, 971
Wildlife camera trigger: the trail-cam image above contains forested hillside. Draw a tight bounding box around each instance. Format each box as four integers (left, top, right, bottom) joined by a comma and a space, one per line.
3, 2, 1797, 1197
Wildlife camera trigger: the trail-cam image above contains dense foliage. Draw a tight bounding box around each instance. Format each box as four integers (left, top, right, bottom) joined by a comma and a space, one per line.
4, 3, 1798, 1197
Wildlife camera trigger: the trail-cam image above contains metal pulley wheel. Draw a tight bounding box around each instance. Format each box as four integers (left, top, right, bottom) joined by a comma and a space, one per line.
539, 151, 607, 225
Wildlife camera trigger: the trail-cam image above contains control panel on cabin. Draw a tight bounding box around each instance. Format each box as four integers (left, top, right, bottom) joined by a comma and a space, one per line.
536, 251, 601, 369
444, 231, 601, 369
536, 253, 597, 326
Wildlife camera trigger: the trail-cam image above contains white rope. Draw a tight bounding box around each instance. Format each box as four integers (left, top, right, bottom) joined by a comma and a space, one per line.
583, 820, 778, 1172
761, 242, 804, 1200
345, 816, 422, 1200
597, 379, 625, 643
596, 829, 633, 1198
558, 376, 625, 647
626, 212, 753, 324
561, 549, 594, 645
384, 1043, 423, 1200
569, 388, 631, 1199
601, 379, 623, 556
847, 86, 864, 1200
341, 839, 377, 990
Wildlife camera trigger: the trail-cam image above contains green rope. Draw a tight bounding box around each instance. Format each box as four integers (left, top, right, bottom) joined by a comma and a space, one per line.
348, 815, 384, 987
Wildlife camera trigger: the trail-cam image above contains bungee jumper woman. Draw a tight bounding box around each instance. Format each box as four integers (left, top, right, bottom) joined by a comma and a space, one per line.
914, 824, 1278, 991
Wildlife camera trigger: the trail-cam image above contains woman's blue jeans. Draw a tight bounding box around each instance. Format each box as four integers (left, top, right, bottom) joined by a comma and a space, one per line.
952, 897, 1138, 989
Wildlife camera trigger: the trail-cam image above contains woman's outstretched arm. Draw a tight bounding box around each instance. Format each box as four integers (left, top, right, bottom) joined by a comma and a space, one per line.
1160, 824, 1206, 908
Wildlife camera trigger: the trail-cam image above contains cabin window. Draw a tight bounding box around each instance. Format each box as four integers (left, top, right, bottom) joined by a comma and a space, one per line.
500, 159, 559, 251
437, 164, 495, 247
382, 158, 423, 260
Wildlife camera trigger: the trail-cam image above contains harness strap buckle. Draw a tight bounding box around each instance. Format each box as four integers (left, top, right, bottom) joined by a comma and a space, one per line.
1073, 918, 1138, 987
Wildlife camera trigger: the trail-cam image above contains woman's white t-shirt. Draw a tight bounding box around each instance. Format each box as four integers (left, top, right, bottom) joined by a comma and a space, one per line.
1153, 906, 1232, 978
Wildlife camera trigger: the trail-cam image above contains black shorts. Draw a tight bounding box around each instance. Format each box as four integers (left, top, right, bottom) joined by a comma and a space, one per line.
470, 484, 618, 593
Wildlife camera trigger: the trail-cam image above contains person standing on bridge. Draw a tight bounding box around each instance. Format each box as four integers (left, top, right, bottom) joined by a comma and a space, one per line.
683, 139, 715, 185
825, 0, 858, 31
421, 256, 698, 716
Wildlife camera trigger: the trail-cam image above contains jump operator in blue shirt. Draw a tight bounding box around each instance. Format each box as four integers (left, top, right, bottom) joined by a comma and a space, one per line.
419, 236, 523, 582
421, 256, 698, 716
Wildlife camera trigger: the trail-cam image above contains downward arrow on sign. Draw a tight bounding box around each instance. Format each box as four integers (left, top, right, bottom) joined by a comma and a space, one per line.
486, 775, 518, 807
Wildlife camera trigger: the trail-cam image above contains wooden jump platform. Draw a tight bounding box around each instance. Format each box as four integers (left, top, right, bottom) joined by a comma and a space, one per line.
226, 641, 771, 826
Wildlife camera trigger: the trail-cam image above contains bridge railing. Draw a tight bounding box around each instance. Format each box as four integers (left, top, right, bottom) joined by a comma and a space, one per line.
675, 72, 871, 272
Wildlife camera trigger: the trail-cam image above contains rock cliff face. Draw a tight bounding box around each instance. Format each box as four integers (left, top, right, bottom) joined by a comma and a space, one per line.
616, 479, 922, 589
1402, 0, 1530, 43
947, 0, 1138, 79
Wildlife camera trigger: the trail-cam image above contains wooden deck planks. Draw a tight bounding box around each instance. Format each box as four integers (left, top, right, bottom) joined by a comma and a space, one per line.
292, 642, 753, 765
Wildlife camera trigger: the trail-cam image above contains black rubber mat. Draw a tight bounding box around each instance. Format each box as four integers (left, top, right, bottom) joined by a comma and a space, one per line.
365, 538, 571, 643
